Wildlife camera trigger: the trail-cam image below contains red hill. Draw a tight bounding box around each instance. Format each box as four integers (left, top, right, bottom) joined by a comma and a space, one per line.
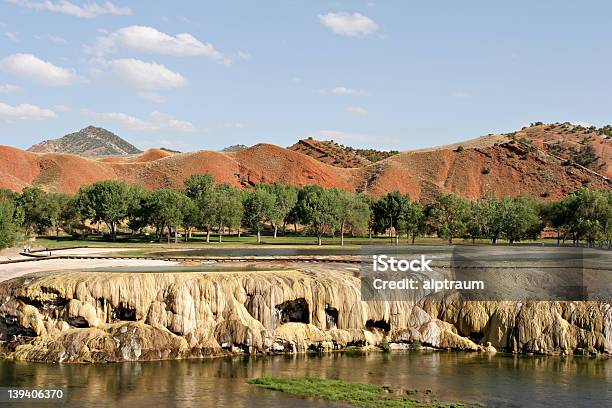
2, 125, 610, 200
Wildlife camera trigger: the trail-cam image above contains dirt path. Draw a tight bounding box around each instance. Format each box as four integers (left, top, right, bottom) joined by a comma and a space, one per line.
0, 247, 178, 282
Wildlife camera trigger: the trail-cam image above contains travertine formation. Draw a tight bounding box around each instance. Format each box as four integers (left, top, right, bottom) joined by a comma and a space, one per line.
0, 267, 609, 363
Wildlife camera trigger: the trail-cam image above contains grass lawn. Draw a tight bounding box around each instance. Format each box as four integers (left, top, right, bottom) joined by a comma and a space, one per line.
247, 376, 474, 408
32, 233, 549, 250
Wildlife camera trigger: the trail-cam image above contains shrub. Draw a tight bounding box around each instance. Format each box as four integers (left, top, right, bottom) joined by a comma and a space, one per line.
481, 167, 491, 175
455, 145, 464, 152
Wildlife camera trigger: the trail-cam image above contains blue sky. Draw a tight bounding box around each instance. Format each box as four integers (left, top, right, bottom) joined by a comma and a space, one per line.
0, 1, 610, 152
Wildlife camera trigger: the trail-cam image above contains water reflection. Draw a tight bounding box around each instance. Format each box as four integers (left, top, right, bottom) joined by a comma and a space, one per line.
0, 352, 610, 407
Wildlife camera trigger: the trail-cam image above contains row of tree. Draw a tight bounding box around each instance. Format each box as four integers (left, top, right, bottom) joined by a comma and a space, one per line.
1, 175, 611, 248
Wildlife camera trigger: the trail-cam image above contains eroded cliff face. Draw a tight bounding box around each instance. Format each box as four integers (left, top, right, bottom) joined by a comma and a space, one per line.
0, 267, 609, 363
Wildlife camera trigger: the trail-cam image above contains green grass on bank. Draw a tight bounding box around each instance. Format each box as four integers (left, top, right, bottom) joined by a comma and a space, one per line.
247, 376, 473, 408
32, 232, 554, 250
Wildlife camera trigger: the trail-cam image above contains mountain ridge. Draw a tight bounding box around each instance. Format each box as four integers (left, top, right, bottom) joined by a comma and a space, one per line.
27, 126, 142, 157
4, 123, 610, 200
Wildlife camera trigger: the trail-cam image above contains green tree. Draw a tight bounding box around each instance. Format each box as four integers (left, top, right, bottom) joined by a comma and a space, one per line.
0, 190, 23, 249
497, 196, 542, 244
571, 189, 609, 247
47, 192, 71, 236
297, 185, 340, 245
600, 191, 612, 248
125, 184, 150, 235
178, 195, 198, 242
465, 199, 493, 244
184, 174, 215, 200
243, 187, 276, 243
430, 193, 469, 244
211, 184, 243, 242
481, 196, 505, 244
540, 199, 571, 245
400, 200, 425, 244
262, 182, 298, 238
18, 187, 52, 237
58, 196, 82, 237
358, 194, 376, 239
346, 194, 373, 239
285, 204, 301, 234
184, 174, 216, 242
75, 180, 132, 241
145, 188, 185, 243
372, 191, 407, 244
333, 190, 372, 245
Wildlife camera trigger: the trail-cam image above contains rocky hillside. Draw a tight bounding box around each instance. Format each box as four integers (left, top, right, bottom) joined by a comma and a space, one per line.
221, 144, 248, 152
289, 139, 400, 168
2, 124, 611, 199
27, 126, 142, 157
508, 122, 612, 178
357, 137, 612, 201
289, 139, 374, 168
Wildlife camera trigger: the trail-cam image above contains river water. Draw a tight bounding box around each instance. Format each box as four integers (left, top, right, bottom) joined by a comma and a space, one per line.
1, 352, 610, 407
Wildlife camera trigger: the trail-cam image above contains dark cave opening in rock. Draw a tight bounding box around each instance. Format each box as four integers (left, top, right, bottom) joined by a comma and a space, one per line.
469, 331, 484, 342
0, 315, 38, 339
366, 319, 390, 332
68, 316, 89, 328
17, 295, 68, 309
112, 304, 137, 321
325, 305, 338, 329
275, 298, 310, 324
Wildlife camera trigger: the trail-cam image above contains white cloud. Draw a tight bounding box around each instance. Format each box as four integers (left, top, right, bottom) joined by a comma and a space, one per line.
0, 53, 79, 86
86, 25, 231, 65
451, 91, 472, 99
149, 111, 196, 132
4, 31, 18, 42
35, 34, 68, 44
319, 12, 379, 37
82, 109, 196, 132
0, 102, 56, 120
6, 0, 132, 18
47, 34, 67, 44
309, 130, 396, 144
96, 58, 187, 90
223, 122, 246, 129
331, 86, 366, 95
138, 91, 165, 103
0, 83, 22, 93
53, 104, 70, 112
237, 50, 250, 60
346, 106, 368, 116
